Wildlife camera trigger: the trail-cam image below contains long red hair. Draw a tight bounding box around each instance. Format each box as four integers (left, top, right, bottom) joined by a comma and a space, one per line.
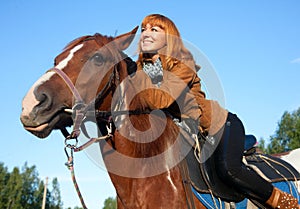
137, 14, 194, 70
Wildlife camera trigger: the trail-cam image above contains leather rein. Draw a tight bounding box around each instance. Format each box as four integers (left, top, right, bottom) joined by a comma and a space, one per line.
49, 64, 119, 209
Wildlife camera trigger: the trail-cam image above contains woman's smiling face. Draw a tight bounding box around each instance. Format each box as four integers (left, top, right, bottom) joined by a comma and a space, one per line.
140, 23, 166, 54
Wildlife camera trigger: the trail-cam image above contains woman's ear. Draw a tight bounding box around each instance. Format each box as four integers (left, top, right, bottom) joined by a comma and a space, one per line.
115, 26, 139, 50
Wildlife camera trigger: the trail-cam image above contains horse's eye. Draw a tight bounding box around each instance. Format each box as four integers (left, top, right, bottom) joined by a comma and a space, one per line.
91, 53, 104, 66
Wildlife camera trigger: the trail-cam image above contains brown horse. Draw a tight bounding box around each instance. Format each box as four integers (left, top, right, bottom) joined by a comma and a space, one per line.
20, 27, 207, 209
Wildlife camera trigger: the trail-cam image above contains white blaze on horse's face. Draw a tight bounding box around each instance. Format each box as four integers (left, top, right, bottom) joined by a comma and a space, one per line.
55, 44, 84, 70
21, 44, 84, 119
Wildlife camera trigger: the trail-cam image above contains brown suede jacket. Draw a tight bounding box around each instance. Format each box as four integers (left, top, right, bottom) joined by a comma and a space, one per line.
129, 56, 228, 135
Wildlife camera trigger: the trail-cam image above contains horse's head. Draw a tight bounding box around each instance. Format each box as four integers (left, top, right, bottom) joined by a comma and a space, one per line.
20, 27, 138, 138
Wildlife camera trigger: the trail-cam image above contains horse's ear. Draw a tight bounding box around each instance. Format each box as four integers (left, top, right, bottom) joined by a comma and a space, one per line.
115, 26, 139, 50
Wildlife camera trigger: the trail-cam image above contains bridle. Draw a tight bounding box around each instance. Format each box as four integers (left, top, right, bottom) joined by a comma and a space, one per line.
50, 33, 138, 141
50, 52, 147, 209
48, 60, 120, 209
49, 64, 118, 138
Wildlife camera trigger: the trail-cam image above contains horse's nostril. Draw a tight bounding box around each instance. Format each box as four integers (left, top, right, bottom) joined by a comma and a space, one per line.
38, 93, 46, 104
36, 91, 52, 111
20, 113, 29, 123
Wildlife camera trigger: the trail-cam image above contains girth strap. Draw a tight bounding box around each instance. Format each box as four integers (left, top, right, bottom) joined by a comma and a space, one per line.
179, 158, 196, 209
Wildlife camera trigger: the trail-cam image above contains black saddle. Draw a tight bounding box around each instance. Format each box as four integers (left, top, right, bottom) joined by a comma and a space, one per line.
186, 134, 300, 202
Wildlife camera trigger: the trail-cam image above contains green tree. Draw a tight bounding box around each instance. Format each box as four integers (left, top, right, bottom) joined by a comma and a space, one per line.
0, 162, 63, 209
102, 196, 117, 209
48, 178, 62, 209
261, 107, 300, 154
20, 163, 40, 208
6, 167, 23, 208
0, 163, 10, 208
257, 137, 267, 153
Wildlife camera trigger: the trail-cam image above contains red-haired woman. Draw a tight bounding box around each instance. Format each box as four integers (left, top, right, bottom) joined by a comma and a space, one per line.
129, 13, 299, 209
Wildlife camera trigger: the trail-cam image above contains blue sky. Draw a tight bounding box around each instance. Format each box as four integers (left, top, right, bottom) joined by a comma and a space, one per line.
1, 0, 300, 208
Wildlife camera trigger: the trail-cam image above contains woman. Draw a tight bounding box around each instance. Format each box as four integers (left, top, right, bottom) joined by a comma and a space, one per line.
130, 14, 299, 208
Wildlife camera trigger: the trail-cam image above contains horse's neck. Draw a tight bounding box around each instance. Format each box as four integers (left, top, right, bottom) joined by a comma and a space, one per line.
104, 115, 186, 208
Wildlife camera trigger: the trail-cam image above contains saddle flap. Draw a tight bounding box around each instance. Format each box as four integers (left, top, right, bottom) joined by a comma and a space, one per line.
245, 153, 300, 182
186, 147, 245, 202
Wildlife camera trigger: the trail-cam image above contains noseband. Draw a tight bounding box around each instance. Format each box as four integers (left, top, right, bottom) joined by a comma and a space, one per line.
49, 63, 119, 139
49, 67, 84, 104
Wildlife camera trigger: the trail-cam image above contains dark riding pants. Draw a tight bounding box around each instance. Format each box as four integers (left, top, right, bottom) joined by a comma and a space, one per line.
214, 112, 273, 202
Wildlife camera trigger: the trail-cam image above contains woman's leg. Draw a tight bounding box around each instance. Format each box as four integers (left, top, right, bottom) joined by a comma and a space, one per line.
214, 112, 299, 208
214, 112, 273, 201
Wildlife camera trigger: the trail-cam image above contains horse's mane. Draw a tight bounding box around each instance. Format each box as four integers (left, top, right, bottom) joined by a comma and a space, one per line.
63, 33, 114, 52
117, 112, 180, 158
63, 35, 91, 51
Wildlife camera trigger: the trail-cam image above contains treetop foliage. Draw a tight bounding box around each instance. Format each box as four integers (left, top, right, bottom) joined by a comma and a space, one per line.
259, 107, 300, 154
0, 162, 62, 209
